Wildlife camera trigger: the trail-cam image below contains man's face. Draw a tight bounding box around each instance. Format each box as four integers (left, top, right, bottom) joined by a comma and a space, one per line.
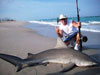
60, 18, 67, 25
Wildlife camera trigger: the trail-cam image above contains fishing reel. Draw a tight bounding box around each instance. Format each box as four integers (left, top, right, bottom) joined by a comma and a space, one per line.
81, 36, 88, 42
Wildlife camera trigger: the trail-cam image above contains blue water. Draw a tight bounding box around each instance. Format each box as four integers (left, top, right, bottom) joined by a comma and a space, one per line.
25, 16, 100, 38
25, 23, 57, 38
39, 16, 100, 23
28, 16, 100, 33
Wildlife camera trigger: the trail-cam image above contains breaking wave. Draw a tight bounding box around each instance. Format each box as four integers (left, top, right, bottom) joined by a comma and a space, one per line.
29, 20, 100, 33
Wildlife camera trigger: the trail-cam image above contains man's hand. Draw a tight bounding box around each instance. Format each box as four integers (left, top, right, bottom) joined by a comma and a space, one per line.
77, 22, 81, 27
72, 21, 81, 28
55, 26, 59, 33
55, 26, 63, 37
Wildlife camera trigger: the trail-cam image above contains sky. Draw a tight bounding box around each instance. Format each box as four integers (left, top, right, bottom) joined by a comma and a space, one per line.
0, 0, 100, 20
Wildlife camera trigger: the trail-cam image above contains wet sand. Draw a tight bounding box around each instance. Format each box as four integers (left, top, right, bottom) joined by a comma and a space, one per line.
0, 21, 100, 75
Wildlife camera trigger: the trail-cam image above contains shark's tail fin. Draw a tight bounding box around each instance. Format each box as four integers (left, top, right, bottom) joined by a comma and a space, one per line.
0, 53, 24, 72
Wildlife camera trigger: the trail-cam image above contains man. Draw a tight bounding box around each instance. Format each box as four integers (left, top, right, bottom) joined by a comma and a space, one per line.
55, 14, 81, 50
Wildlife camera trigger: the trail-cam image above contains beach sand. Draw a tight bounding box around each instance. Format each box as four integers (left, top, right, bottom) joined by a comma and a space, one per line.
0, 21, 100, 75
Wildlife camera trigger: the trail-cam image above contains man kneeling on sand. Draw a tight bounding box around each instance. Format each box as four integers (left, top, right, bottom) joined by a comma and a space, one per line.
55, 14, 81, 51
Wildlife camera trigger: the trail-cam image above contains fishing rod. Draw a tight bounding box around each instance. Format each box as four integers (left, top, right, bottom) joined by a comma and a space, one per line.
76, 0, 82, 51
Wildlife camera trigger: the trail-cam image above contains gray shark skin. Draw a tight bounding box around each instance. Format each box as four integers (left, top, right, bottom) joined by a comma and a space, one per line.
0, 37, 98, 72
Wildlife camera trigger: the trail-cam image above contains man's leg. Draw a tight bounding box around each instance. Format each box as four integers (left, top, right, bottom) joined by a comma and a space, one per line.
64, 32, 78, 46
74, 33, 80, 50
64, 41, 70, 46
76, 33, 80, 44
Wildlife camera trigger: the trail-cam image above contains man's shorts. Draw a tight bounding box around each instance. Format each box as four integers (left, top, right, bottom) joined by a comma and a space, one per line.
64, 32, 78, 42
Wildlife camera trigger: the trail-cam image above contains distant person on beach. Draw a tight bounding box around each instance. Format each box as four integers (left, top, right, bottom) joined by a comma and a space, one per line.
55, 14, 81, 50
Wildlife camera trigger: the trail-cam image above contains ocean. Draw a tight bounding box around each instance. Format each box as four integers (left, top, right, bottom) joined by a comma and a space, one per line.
26, 16, 100, 38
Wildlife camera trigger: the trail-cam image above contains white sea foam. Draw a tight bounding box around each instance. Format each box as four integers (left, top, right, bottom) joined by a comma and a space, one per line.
88, 21, 100, 25
81, 28, 100, 32
29, 20, 100, 33
82, 21, 100, 25
29, 21, 58, 26
81, 22, 89, 25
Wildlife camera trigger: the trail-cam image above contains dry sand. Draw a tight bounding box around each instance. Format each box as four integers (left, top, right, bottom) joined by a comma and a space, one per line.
0, 21, 100, 75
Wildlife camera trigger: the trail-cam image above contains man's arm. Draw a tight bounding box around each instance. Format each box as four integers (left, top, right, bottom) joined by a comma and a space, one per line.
72, 20, 81, 28
55, 26, 63, 38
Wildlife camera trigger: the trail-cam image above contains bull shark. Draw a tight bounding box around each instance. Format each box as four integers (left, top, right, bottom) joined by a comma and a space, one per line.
0, 37, 99, 72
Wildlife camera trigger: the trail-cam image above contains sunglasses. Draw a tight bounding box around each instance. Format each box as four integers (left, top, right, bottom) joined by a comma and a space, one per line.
60, 18, 67, 21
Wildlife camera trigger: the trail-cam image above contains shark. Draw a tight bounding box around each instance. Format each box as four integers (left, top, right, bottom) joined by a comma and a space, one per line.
0, 37, 99, 72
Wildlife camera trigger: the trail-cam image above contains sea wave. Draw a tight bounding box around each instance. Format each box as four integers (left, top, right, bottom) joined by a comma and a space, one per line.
29, 20, 100, 32
29, 21, 57, 26
82, 21, 100, 25
88, 21, 100, 25
81, 28, 100, 32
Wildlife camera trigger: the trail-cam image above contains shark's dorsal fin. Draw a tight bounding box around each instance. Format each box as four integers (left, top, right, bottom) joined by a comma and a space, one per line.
55, 37, 67, 48
27, 53, 35, 58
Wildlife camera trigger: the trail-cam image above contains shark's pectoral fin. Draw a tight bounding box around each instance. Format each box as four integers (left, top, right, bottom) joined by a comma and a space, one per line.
59, 63, 76, 73
43, 62, 50, 66
27, 53, 35, 58
16, 64, 23, 72
39, 61, 49, 66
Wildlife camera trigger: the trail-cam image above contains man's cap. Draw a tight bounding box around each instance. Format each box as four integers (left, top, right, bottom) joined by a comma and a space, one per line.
59, 14, 67, 20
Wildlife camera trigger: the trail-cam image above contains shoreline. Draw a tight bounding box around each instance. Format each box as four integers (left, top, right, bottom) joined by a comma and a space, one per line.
26, 22, 100, 49
0, 21, 100, 75
0, 21, 56, 57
